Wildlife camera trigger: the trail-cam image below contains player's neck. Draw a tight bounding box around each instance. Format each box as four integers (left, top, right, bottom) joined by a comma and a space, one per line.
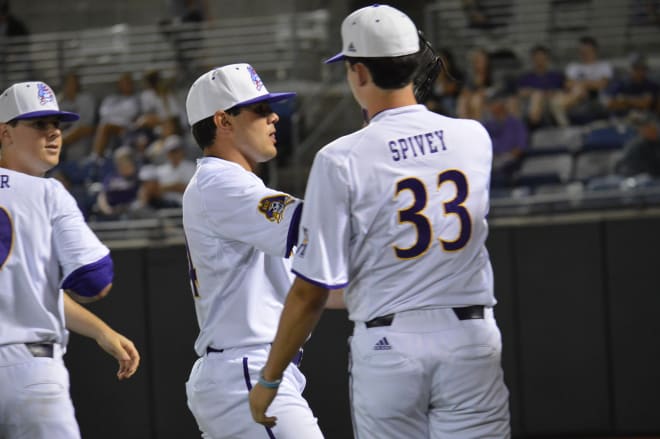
364, 87, 417, 121
0, 156, 46, 177
204, 146, 256, 173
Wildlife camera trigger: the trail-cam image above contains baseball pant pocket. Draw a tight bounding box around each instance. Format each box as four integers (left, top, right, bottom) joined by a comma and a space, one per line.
8, 359, 81, 439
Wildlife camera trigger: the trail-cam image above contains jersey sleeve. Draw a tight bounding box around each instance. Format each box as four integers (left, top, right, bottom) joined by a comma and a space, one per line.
202, 169, 303, 258
48, 180, 111, 293
291, 151, 350, 289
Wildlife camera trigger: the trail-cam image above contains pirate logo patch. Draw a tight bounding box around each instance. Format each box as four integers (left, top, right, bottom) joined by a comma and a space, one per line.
258, 194, 294, 224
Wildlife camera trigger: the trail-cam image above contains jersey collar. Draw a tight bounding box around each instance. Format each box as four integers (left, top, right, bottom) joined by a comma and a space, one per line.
369, 104, 426, 123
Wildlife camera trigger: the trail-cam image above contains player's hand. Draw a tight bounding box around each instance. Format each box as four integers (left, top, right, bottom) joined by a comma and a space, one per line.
249, 384, 278, 428
95, 329, 140, 380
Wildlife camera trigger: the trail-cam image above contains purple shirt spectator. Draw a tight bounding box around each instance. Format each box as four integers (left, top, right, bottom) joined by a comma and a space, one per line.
517, 70, 565, 91
484, 115, 529, 155
606, 77, 659, 101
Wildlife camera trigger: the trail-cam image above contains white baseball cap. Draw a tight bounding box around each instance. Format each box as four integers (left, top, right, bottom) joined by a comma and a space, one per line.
325, 4, 420, 64
0, 81, 80, 123
186, 63, 296, 125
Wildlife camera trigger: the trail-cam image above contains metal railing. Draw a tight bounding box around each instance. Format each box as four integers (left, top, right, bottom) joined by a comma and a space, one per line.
423, 0, 660, 71
0, 9, 330, 90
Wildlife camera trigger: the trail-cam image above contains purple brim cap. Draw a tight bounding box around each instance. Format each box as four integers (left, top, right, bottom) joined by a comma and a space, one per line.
14, 109, 80, 122
236, 92, 296, 108
324, 52, 346, 64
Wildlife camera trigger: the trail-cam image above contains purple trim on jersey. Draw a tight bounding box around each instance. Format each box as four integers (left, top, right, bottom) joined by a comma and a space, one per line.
14, 109, 80, 122
61, 254, 113, 298
292, 270, 348, 290
242, 357, 277, 439
236, 92, 296, 108
285, 203, 303, 258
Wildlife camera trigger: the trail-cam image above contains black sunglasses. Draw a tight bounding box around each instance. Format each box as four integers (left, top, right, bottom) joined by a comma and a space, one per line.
242, 102, 274, 118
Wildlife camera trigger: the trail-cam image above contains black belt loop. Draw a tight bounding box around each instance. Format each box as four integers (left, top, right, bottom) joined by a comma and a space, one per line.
452, 305, 485, 320
365, 314, 395, 328
365, 306, 485, 328
25, 343, 54, 358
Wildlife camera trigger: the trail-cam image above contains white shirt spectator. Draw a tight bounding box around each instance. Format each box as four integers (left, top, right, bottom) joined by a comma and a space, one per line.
98, 94, 140, 128
565, 61, 613, 82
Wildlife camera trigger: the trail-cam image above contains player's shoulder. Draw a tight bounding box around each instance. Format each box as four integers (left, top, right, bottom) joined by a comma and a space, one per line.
457, 116, 490, 138
0, 168, 62, 190
194, 157, 262, 191
315, 125, 371, 166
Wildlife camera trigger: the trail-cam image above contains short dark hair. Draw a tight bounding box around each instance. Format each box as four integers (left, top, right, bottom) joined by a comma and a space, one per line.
191, 116, 216, 150
530, 44, 550, 56
190, 107, 243, 150
346, 51, 422, 89
579, 36, 598, 49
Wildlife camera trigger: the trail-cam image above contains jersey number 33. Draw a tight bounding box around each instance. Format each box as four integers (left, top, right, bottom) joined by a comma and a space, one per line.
393, 169, 471, 259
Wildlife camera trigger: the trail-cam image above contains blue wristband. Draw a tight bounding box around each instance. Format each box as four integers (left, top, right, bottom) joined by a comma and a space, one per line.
258, 368, 282, 389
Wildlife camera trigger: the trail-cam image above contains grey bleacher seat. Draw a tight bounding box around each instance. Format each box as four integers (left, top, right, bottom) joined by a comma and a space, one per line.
581, 123, 637, 151
572, 150, 624, 182
529, 126, 583, 152
515, 152, 573, 187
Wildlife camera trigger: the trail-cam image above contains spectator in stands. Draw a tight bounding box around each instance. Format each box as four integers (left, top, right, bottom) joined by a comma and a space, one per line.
0, 1, 31, 77
483, 88, 529, 187
517, 45, 565, 128
93, 146, 141, 219
164, 0, 209, 24
550, 36, 613, 126
91, 72, 141, 160
144, 116, 185, 165
604, 53, 659, 120
461, 0, 512, 30
0, 0, 28, 37
425, 48, 464, 117
457, 47, 495, 120
138, 137, 195, 208
137, 69, 183, 133
615, 117, 660, 177
55, 72, 97, 182
631, 0, 660, 26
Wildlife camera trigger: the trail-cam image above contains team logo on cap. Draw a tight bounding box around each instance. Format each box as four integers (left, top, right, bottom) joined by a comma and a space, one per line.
247, 65, 264, 91
258, 194, 294, 223
36, 83, 55, 106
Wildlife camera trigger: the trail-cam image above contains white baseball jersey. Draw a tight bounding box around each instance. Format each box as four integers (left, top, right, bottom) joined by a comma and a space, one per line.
293, 104, 510, 438
292, 104, 495, 322
182, 157, 302, 356
0, 168, 110, 346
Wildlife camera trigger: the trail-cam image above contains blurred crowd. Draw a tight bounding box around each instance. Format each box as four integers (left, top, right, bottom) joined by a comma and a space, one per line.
47, 69, 201, 221
32, 34, 660, 220
424, 35, 660, 193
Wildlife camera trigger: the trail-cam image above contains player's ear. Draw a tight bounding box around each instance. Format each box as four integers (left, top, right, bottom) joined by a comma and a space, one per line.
354, 63, 370, 87
0, 123, 11, 143
213, 111, 232, 132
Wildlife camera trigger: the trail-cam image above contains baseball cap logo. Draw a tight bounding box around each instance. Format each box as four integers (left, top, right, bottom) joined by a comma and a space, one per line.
347, 42, 356, 52
247, 65, 264, 91
36, 83, 55, 106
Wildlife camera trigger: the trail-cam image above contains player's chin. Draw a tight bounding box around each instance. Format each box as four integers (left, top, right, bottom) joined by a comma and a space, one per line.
40, 155, 60, 172
258, 146, 278, 162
